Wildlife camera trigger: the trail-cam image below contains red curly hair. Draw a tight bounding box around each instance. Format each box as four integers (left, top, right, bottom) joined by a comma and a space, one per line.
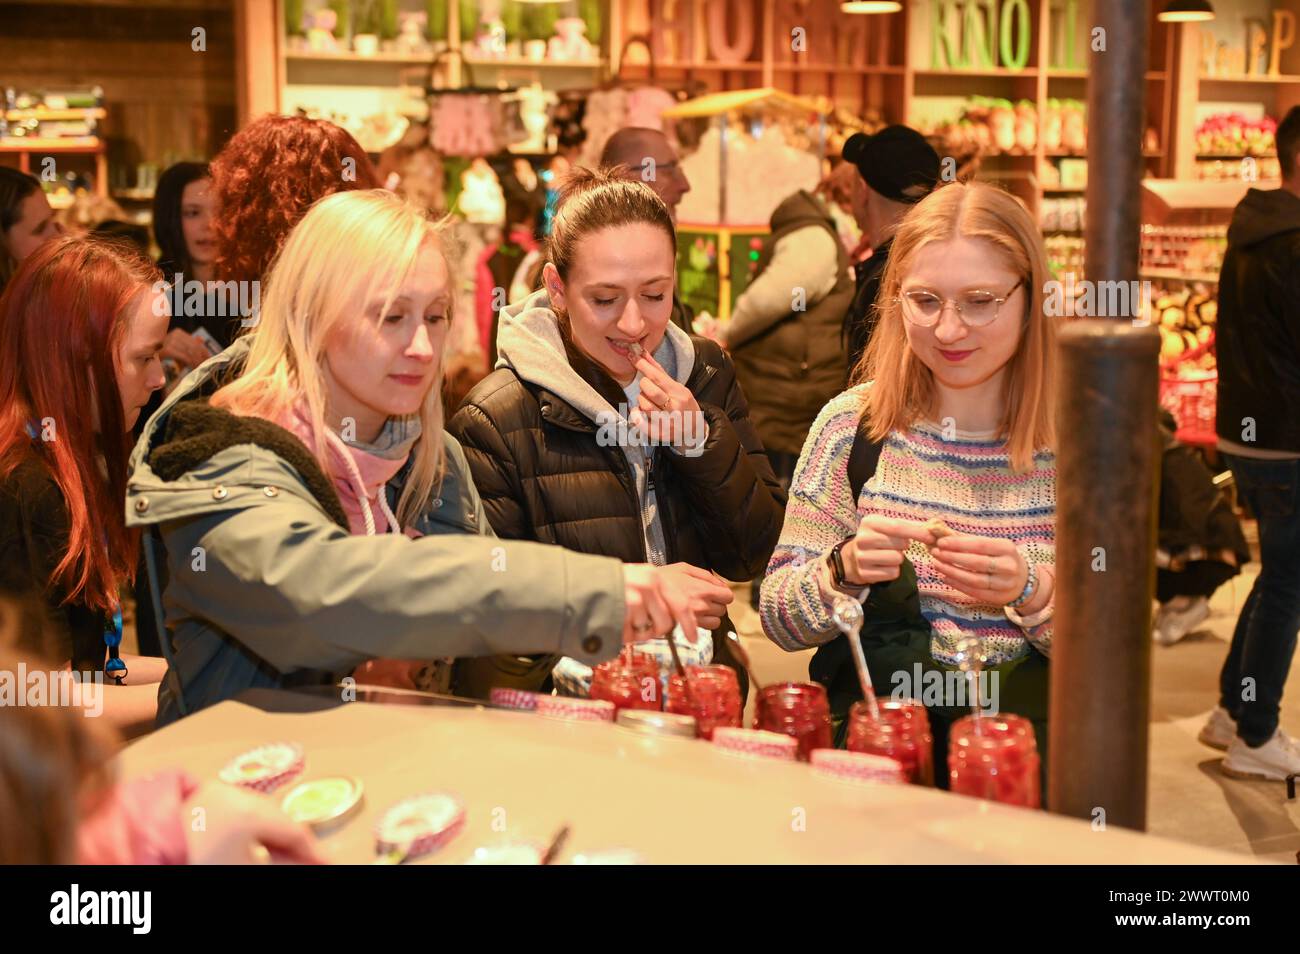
210, 115, 381, 285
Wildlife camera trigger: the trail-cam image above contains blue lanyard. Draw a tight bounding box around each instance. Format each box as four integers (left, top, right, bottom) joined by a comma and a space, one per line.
104, 605, 126, 684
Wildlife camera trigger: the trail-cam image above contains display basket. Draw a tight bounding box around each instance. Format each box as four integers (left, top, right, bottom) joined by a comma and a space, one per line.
1159, 340, 1217, 448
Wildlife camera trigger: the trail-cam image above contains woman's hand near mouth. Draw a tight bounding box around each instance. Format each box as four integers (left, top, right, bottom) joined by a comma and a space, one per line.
630, 352, 705, 451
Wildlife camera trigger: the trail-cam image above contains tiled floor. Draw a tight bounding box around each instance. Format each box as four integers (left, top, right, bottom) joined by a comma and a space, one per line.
729, 531, 1300, 865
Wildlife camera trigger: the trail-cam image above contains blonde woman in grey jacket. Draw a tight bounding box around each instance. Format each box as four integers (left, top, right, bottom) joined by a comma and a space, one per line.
127, 190, 709, 725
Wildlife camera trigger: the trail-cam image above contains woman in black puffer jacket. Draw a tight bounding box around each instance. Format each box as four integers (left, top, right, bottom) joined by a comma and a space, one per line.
448, 167, 787, 701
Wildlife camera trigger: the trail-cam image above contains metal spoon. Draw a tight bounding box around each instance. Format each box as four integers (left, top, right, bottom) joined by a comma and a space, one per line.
832, 596, 879, 721
953, 634, 987, 732
661, 625, 695, 708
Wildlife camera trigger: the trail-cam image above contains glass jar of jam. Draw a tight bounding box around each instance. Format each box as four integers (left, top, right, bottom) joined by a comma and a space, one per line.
665, 665, 742, 740
948, 713, 1041, 809
753, 681, 832, 761
589, 649, 661, 713
846, 698, 935, 786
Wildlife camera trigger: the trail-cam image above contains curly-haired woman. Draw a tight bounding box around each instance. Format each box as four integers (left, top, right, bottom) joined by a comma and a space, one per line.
210, 116, 381, 289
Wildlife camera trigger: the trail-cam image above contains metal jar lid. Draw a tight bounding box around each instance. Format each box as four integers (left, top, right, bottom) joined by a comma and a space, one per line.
615, 708, 698, 738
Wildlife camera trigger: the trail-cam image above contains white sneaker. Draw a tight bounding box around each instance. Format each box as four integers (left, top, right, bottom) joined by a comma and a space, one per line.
1153, 595, 1211, 646
1221, 729, 1300, 781
1197, 706, 1237, 751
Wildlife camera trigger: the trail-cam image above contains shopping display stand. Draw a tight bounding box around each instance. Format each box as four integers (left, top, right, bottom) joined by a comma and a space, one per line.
1139, 178, 1257, 452
662, 87, 830, 321
1159, 336, 1218, 449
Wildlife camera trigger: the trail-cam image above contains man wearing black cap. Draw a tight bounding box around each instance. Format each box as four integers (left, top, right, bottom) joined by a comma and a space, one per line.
841, 125, 942, 377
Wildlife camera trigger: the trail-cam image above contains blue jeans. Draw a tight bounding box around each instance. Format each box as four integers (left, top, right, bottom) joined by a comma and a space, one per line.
1220, 455, 1300, 746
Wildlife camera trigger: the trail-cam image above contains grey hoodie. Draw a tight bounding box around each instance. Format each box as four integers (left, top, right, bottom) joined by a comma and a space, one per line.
494, 289, 699, 565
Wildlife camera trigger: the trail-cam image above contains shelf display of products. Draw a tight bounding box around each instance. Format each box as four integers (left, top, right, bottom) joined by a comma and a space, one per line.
284, 0, 602, 62
1040, 196, 1086, 233
1140, 225, 1227, 280
1, 86, 104, 146
1194, 113, 1281, 181
1153, 284, 1218, 365
1196, 155, 1282, 180
1, 85, 109, 199
1044, 234, 1085, 279
1149, 278, 1219, 447
1195, 112, 1277, 158
922, 98, 1088, 159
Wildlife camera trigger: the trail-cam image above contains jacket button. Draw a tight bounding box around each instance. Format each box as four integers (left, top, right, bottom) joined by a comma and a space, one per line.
212, 486, 229, 500
263, 486, 279, 497
133, 498, 149, 514
582, 635, 602, 655
432, 497, 443, 509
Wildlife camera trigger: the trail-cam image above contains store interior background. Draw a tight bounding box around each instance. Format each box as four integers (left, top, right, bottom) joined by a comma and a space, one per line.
3, 0, 1299, 859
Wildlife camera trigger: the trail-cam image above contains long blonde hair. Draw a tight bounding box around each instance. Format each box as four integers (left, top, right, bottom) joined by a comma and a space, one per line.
213, 189, 454, 526
853, 181, 1056, 472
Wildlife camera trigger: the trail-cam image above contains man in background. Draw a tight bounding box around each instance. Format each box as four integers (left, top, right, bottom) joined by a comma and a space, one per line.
840, 125, 941, 378
602, 127, 695, 333
1208, 105, 1300, 781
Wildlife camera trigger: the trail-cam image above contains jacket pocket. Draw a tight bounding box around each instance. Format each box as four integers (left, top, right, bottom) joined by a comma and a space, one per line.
1228, 457, 1299, 520
419, 510, 480, 535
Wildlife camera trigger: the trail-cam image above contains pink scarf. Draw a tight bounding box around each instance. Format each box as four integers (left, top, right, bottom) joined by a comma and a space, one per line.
271, 403, 419, 537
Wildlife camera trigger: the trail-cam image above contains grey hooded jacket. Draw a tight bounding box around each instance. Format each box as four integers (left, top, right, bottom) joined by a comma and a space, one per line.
126, 336, 627, 725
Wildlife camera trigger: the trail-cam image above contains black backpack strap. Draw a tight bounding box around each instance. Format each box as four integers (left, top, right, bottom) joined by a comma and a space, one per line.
846, 412, 884, 505
809, 412, 886, 728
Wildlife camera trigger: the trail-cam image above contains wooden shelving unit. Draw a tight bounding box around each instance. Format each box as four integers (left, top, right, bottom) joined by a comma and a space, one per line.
0, 99, 109, 198
4, 107, 107, 121
229, 0, 1299, 225
285, 49, 434, 64
602, 0, 1185, 220
1198, 72, 1300, 83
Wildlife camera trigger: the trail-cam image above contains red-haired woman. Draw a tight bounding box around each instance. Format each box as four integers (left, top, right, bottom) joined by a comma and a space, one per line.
0, 237, 171, 735
210, 115, 381, 289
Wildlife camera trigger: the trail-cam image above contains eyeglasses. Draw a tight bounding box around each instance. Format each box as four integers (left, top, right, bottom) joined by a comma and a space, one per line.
893, 279, 1024, 328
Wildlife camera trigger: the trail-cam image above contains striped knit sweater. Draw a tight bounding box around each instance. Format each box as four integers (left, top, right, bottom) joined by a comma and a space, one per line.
760, 384, 1056, 665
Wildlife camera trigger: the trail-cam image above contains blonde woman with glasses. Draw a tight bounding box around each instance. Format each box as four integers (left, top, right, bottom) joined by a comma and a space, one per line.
760, 181, 1058, 786
126, 189, 703, 725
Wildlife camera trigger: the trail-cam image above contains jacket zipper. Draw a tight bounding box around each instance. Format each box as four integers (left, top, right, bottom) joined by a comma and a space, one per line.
613, 446, 649, 563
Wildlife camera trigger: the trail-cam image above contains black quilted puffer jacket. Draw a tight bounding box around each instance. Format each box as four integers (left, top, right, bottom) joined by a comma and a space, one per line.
448, 293, 787, 699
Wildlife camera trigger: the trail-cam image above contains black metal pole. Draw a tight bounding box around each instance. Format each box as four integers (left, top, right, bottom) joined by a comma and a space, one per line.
1051, 321, 1160, 830
1084, 0, 1150, 291
1050, 0, 1157, 831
